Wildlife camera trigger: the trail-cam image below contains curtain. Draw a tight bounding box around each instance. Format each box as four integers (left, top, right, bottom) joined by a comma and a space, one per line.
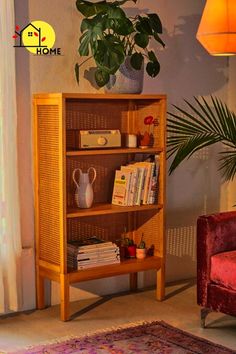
0, 0, 22, 313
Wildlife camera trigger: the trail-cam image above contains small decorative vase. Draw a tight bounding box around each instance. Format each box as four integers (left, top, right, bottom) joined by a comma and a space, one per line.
72, 167, 96, 208
136, 248, 147, 260
105, 56, 144, 94
138, 131, 152, 148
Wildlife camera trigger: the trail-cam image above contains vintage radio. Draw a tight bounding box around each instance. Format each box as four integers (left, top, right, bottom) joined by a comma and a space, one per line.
79, 130, 121, 149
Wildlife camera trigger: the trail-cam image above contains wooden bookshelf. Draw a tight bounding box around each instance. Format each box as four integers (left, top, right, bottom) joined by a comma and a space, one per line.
33, 93, 166, 321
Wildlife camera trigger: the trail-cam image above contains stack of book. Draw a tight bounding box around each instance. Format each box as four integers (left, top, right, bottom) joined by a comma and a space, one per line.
67, 242, 79, 269
112, 155, 160, 206
67, 237, 120, 270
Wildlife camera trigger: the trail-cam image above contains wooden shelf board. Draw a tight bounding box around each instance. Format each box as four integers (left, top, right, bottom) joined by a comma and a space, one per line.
68, 256, 162, 283
67, 203, 163, 218
34, 93, 166, 100
66, 147, 163, 156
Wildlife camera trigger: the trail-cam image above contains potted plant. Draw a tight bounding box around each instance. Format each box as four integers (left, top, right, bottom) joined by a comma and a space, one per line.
136, 233, 147, 259
125, 237, 136, 258
167, 96, 236, 182
75, 0, 165, 92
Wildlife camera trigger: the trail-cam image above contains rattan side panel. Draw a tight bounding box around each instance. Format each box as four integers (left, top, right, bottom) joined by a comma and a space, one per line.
67, 214, 129, 243
37, 104, 61, 265
134, 210, 162, 255
67, 154, 129, 207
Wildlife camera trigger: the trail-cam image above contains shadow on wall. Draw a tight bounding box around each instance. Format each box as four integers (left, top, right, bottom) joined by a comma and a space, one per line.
166, 142, 222, 280
156, 14, 228, 280
145, 13, 228, 100
167, 143, 222, 219
84, 67, 100, 90
166, 224, 197, 282
83, 11, 228, 100
154, 12, 226, 225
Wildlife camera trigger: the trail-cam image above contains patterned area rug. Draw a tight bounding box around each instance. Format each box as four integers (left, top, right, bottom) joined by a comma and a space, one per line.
11, 321, 235, 354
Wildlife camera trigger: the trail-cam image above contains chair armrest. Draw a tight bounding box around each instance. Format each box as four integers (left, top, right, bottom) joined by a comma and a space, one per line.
197, 211, 236, 306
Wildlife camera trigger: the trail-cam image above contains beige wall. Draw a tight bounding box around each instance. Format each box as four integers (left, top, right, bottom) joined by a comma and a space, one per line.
15, 0, 234, 307
28, 0, 97, 94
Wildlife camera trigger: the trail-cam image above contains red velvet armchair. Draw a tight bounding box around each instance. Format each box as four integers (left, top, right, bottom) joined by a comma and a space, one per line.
197, 211, 236, 327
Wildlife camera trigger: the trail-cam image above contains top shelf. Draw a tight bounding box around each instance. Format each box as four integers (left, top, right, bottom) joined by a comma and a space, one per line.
66, 147, 164, 156
34, 93, 167, 100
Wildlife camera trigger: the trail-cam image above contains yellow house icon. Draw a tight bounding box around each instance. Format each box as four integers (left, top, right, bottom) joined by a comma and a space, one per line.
14, 22, 47, 48
13, 21, 55, 54
22, 23, 41, 47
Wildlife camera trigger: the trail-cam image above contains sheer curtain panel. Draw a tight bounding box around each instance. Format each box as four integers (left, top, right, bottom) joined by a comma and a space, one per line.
0, 0, 22, 313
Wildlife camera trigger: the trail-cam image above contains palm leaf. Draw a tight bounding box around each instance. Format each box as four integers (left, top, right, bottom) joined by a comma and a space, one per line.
167, 96, 236, 181
219, 151, 236, 181
168, 133, 221, 173
190, 97, 223, 134
169, 106, 211, 133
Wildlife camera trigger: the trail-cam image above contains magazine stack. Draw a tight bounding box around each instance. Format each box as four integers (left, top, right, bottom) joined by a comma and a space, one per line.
112, 155, 160, 206
67, 237, 120, 270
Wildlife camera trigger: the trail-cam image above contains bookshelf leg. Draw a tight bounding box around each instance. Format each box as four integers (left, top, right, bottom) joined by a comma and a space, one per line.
60, 274, 70, 321
36, 271, 46, 309
156, 266, 165, 300
130, 272, 138, 291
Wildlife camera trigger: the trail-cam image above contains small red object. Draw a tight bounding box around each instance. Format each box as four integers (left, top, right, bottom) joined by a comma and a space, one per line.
144, 115, 154, 125
12, 35, 18, 39
127, 245, 137, 258
15, 25, 20, 31
41, 37, 46, 42
34, 32, 39, 37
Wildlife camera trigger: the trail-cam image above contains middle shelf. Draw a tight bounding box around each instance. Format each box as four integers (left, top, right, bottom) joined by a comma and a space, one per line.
66, 147, 163, 156
67, 203, 163, 218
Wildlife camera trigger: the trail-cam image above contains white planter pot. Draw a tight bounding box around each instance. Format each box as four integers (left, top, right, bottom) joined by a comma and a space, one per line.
136, 248, 147, 260
105, 57, 144, 94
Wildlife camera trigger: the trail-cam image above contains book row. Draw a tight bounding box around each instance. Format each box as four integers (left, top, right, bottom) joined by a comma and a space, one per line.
112, 155, 160, 206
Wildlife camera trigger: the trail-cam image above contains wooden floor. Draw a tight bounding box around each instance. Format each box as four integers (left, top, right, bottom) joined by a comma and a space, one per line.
0, 279, 236, 353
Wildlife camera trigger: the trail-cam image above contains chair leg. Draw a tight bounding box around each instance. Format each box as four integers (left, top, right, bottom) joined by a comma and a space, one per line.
200, 307, 211, 328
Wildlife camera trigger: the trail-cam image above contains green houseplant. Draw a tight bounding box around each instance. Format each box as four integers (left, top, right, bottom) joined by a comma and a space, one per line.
167, 96, 236, 181
75, 0, 165, 88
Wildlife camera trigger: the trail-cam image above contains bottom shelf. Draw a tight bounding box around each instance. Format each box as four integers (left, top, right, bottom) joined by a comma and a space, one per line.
68, 256, 162, 283
37, 255, 165, 321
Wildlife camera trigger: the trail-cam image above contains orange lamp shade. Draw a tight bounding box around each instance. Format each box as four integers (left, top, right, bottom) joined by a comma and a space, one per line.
196, 0, 236, 55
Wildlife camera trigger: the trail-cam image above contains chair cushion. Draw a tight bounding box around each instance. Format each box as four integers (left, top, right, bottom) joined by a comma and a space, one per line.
210, 250, 236, 291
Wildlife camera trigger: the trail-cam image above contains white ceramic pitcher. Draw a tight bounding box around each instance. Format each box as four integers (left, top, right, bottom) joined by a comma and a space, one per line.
72, 167, 97, 208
